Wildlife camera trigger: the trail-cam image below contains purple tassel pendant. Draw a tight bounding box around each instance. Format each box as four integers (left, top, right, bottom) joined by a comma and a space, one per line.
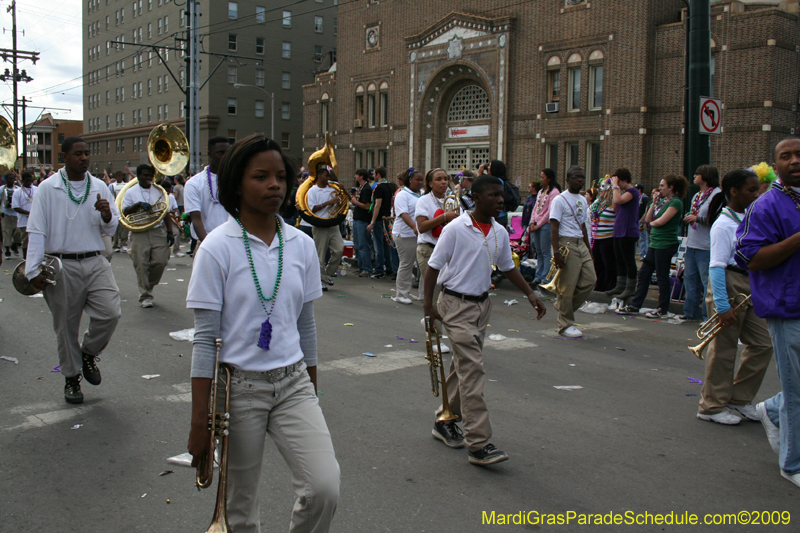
258, 318, 273, 350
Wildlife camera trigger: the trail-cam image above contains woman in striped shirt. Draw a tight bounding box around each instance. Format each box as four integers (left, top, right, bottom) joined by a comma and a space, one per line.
590, 179, 617, 292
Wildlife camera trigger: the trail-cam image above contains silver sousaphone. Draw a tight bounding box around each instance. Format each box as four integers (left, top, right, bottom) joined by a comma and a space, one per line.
12, 255, 63, 295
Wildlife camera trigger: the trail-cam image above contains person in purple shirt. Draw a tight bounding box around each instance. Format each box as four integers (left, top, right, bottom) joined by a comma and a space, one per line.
607, 168, 640, 301
736, 137, 800, 489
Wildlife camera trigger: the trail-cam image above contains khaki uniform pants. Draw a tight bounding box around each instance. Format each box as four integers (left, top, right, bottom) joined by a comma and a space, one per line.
312, 225, 344, 283
435, 292, 493, 452
417, 242, 442, 333
554, 237, 597, 332
130, 225, 170, 301
699, 270, 773, 415
111, 223, 129, 249
394, 235, 417, 299
1, 214, 20, 247
42, 255, 121, 378
226, 363, 340, 533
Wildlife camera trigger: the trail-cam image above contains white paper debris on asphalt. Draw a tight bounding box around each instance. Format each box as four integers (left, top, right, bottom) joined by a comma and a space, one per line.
553, 385, 584, 391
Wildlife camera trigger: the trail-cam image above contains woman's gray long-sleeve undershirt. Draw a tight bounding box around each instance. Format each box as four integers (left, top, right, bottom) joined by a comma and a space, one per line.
190, 301, 318, 379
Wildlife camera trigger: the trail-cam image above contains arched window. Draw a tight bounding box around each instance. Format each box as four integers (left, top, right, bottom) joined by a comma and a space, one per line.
588, 51, 604, 110
379, 81, 389, 127
321, 92, 330, 133
355, 85, 365, 125
367, 83, 377, 127
567, 54, 582, 111
447, 85, 491, 123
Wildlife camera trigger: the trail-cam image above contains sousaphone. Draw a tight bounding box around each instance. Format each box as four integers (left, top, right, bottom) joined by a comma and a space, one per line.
115, 123, 188, 232
295, 134, 349, 228
0, 116, 16, 173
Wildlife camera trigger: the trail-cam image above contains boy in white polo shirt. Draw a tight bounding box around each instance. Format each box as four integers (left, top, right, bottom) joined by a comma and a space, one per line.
423, 174, 546, 466
12, 172, 37, 258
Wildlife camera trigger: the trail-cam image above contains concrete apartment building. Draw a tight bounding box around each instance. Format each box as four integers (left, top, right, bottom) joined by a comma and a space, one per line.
302, 0, 800, 190
24, 113, 84, 170
83, 0, 338, 175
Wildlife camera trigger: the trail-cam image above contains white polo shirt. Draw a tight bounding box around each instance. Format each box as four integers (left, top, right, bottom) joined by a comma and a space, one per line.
11, 185, 37, 227
428, 213, 515, 296
550, 191, 588, 238
0, 185, 18, 217
709, 208, 742, 269
121, 183, 166, 228
415, 192, 445, 246
392, 188, 420, 238
306, 184, 338, 219
186, 216, 323, 372
184, 167, 228, 240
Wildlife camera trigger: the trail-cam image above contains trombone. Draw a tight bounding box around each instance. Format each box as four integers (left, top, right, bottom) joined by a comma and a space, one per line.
688, 293, 752, 360
424, 316, 457, 422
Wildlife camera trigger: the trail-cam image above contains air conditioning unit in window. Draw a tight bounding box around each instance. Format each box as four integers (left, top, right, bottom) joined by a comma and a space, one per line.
546, 102, 559, 113
354, 119, 364, 128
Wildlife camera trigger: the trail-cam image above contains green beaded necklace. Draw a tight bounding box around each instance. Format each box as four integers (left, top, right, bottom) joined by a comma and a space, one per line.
60, 170, 92, 205
236, 216, 284, 350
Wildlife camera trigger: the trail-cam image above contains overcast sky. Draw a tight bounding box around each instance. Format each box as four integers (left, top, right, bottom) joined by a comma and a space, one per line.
0, 0, 83, 128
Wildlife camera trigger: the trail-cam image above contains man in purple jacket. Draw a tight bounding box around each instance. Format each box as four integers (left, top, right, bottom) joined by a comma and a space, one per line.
736, 137, 800, 489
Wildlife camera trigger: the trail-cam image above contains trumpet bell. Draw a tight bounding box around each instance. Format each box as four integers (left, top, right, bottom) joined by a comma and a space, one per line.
0, 116, 17, 174
147, 123, 189, 176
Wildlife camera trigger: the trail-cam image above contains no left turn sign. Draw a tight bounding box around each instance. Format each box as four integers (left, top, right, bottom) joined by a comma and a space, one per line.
700, 96, 723, 135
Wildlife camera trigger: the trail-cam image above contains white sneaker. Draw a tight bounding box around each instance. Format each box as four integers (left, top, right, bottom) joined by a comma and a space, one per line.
439, 343, 451, 354
727, 404, 758, 421
141, 299, 154, 308
781, 469, 800, 488
756, 402, 780, 455
391, 296, 412, 305
410, 294, 422, 301
122, 246, 128, 252
696, 409, 741, 425
174, 251, 186, 257
112, 247, 120, 253
559, 326, 583, 338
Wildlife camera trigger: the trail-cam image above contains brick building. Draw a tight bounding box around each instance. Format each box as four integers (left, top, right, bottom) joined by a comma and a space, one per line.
303, 0, 800, 190
82, 0, 338, 175
25, 113, 83, 171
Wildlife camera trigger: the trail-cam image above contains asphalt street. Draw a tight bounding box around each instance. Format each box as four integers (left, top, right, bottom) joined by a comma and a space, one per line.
0, 251, 796, 533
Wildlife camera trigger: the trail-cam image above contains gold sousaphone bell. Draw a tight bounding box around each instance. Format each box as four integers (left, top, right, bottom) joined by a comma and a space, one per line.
295, 134, 349, 228
0, 116, 16, 173
115, 123, 189, 232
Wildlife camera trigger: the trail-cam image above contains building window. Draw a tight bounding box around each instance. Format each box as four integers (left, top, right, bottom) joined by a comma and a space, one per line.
157, 105, 162, 121
227, 66, 237, 84
282, 41, 291, 59
546, 143, 558, 179
354, 151, 362, 169
228, 98, 237, 115
548, 70, 560, 103
255, 37, 265, 55
281, 102, 290, 120
367, 93, 376, 128
589, 65, 603, 110
163, 75, 168, 91
158, 77, 162, 93
321, 101, 329, 133
566, 142, 579, 175
447, 85, 491, 122
334, 18, 337, 35
147, 107, 152, 122
228, 2, 238, 19
378, 149, 387, 168
164, 15, 168, 33
148, 22, 152, 39
164, 104, 168, 119
567, 54, 582, 112
158, 18, 162, 35
282, 10, 291, 27
255, 69, 265, 86
180, 101, 185, 118
586, 142, 601, 184
379, 90, 388, 127
282, 72, 290, 90
256, 6, 265, 23
147, 79, 152, 95
366, 150, 375, 169
255, 100, 265, 118
314, 16, 323, 33
228, 34, 237, 51
281, 133, 290, 150
227, 130, 237, 144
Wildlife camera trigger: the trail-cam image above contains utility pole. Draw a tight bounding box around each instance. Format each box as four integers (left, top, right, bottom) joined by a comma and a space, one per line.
188, 0, 201, 174
20, 95, 26, 168
683, 0, 711, 199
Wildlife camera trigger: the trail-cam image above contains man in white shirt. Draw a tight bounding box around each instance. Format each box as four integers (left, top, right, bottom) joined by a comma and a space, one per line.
121, 164, 174, 308
549, 166, 596, 338
307, 163, 344, 290
109, 171, 129, 252
11, 172, 37, 258
0, 173, 21, 257
184, 136, 231, 254
26, 136, 122, 405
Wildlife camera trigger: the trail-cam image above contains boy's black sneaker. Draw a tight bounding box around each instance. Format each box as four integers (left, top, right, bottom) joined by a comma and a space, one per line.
370, 272, 386, 279
3, 248, 9, 258
82, 353, 102, 385
65, 376, 84, 404
432, 420, 465, 448
468, 443, 509, 466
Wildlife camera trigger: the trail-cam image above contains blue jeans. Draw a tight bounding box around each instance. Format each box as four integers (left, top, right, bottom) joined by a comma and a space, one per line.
531, 223, 552, 283
764, 318, 800, 475
372, 219, 396, 275
352, 220, 373, 273
682, 247, 710, 320
638, 229, 649, 257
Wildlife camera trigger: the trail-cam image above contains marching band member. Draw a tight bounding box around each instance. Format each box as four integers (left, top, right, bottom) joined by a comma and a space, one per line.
121, 164, 174, 308
392, 168, 423, 304
184, 136, 231, 246
11, 171, 37, 258
187, 134, 339, 531
25, 137, 121, 404
109, 171, 130, 252
1, 173, 22, 258
737, 137, 800, 489
550, 166, 596, 338
307, 164, 344, 291
697, 169, 772, 425
424, 174, 546, 465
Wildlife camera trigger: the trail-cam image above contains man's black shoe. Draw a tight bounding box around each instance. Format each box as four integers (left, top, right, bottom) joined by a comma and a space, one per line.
82, 353, 102, 385
3, 249, 9, 259
65, 376, 84, 404
11, 245, 19, 256
370, 272, 386, 280
326, 279, 334, 286
322, 286, 328, 292
432, 420, 466, 448
468, 443, 509, 465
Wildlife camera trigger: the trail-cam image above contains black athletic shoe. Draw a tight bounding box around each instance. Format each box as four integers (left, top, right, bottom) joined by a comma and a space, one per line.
370, 272, 386, 280
432, 421, 466, 448
468, 443, 509, 466
11, 245, 20, 257
65, 376, 84, 404
82, 353, 102, 385
3, 249, 9, 259
322, 286, 328, 292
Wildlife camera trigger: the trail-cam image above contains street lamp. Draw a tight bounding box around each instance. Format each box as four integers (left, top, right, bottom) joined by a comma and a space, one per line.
233, 83, 274, 141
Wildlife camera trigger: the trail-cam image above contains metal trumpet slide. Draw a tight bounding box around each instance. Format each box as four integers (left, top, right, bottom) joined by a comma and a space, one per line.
424, 316, 457, 422
688, 294, 752, 360
196, 338, 232, 533
540, 246, 569, 295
